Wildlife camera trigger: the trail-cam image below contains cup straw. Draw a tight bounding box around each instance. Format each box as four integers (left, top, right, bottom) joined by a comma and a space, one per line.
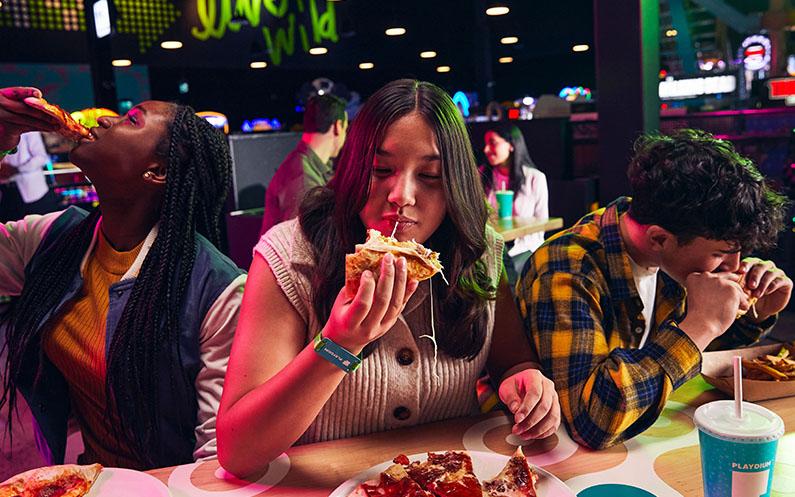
733, 355, 743, 419
501, 181, 506, 191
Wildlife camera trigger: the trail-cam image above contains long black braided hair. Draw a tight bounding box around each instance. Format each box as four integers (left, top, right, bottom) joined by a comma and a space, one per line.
0, 104, 232, 468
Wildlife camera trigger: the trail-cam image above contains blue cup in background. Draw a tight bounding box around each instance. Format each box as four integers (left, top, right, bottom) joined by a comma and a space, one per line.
495, 190, 514, 219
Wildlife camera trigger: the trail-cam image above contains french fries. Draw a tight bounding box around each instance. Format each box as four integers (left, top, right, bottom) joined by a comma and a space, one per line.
742, 344, 795, 381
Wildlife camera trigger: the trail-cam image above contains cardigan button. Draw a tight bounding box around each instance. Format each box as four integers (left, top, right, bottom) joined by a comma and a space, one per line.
393, 406, 411, 421
396, 348, 414, 366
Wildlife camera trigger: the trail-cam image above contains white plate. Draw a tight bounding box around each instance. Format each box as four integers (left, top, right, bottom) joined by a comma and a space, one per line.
87, 467, 170, 497
329, 450, 575, 497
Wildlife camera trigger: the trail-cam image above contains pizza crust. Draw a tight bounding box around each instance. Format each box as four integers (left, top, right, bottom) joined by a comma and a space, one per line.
23, 97, 93, 142
345, 229, 443, 297
0, 463, 102, 497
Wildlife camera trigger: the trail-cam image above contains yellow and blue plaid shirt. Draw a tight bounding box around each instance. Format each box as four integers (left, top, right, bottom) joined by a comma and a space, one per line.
516, 197, 773, 449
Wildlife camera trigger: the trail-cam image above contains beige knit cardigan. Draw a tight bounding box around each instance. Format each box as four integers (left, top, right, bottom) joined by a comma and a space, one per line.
255, 219, 504, 444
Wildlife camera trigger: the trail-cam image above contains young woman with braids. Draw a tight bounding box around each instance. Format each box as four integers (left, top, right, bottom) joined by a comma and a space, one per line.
0, 87, 245, 470
217, 79, 560, 477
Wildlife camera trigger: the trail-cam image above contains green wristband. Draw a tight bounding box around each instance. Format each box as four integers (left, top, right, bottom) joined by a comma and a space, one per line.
313, 331, 362, 373
0, 147, 17, 157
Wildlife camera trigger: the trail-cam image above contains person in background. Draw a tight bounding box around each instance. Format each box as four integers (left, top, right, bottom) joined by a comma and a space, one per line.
260, 93, 348, 236
217, 79, 560, 477
517, 129, 792, 450
0, 86, 245, 470
0, 131, 58, 222
480, 123, 548, 280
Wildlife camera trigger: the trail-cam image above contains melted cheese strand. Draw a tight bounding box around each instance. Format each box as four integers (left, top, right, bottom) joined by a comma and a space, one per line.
390, 222, 398, 238
418, 277, 440, 376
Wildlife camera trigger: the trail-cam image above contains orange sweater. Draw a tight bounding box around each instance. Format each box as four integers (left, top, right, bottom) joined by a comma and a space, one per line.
42, 232, 143, 468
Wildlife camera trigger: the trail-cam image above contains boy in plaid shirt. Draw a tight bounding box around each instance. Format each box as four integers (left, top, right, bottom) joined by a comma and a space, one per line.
517, 129, 792, 449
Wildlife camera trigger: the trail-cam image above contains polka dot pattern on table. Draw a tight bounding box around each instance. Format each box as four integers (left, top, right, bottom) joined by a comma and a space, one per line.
578, 484, 657, 497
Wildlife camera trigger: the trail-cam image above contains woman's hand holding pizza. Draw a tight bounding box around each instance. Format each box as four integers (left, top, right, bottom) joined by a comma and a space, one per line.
0, 86, 60, 150
499, 368, 561, 440
323, 253, 419, 354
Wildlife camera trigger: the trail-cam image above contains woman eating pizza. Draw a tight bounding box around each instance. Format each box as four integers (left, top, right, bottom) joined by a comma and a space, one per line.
0, 87, 245, 470
217, 79, 561, 477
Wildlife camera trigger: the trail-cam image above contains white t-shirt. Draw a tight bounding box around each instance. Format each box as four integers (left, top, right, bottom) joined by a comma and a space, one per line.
628, 256, 659, 349
2, 132, 49, 203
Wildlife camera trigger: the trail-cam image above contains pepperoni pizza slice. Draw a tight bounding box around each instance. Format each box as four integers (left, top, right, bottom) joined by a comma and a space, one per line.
482, 447, 539, 497
403, 451, 483, 497
348, 459, 432, 497
23, 97, 93, 142
0, 463, 102, 497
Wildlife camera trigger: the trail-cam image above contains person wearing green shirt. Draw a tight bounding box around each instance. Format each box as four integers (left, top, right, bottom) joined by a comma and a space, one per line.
260, 94, 348, 236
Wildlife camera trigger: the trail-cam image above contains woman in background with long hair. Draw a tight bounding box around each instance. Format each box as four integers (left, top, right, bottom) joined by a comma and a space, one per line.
481, 123, 549, 278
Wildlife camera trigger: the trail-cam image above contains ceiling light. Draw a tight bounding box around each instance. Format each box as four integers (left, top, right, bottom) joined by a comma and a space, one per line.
666, 29, 678, 37
160, 40, 183, 50
385, 27, 406, 36
420, 51, 437, 59
498, 56, 513, 63
436, 65, 451, 73
359, 62, 374, 69
572, 44, 590, 52
250, 61, 268, 69
111, 59, 132, 67
486, 6, 510, 16
309, 47, 328, 55
500, 36, 519, 45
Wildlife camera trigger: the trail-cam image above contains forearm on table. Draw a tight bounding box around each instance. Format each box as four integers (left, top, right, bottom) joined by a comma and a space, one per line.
217, 343, 349, 477
561, 324, 700, 449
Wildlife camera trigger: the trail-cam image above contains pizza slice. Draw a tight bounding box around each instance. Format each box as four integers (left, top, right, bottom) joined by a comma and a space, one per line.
347, 460, 432, 497
482, 447, 539, 497
0, 463, 102, 497
23, 97, 93, 142
345, 229, 443, 297
402, 451, 483, 497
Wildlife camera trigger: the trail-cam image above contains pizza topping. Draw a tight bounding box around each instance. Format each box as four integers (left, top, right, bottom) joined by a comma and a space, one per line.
350, 450, 540, 497
482, 448, 539, 497
23, 97, 93, 142
357, 464, 432, 497
0, 463, 102, 497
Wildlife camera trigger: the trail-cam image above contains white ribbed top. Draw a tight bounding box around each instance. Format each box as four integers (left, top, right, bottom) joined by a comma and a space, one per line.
255, 219, 504, 444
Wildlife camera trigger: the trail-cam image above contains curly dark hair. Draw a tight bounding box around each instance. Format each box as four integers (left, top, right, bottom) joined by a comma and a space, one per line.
627, 129, 788, 251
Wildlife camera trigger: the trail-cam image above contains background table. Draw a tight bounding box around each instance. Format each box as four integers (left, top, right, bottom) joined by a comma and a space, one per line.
138, 376, 794, 497
491, 217, 564, 242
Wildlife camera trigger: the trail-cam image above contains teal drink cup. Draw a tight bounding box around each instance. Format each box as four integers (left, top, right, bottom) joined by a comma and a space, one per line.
694, 400, 784, 497
495, 190, 514, 219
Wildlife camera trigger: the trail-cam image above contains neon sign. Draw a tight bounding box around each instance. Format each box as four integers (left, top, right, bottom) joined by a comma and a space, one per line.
740, 34, 771, 72
452, 91, 470, 117
658, 75, 736, 100
242, 118, 283, 132
558, 87, 591, 101
768, 78, 795, 100
192, 0, 339, 66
